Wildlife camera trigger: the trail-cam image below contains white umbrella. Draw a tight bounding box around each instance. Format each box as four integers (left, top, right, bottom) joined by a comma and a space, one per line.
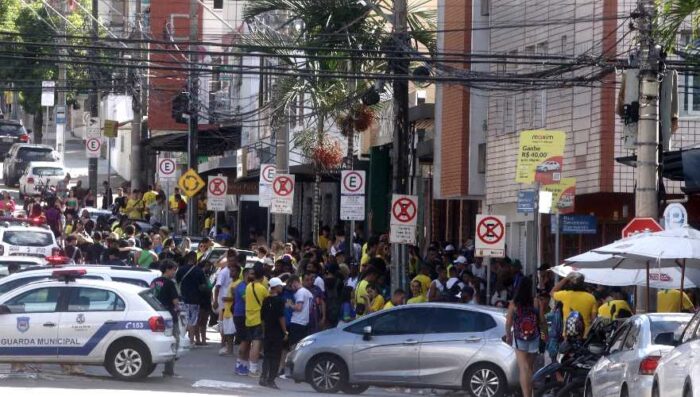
551, 264, 700, 289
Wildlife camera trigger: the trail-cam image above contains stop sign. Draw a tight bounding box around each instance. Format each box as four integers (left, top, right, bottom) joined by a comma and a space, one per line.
622, 217, 663, 238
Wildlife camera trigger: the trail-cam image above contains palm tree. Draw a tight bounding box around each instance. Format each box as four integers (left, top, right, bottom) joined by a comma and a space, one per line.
657, 0, 700, 46
243, 0, 435, 243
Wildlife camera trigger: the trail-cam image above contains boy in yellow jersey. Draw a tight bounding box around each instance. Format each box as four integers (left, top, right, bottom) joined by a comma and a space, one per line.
411, 264, 432, 298
365, 284, 385, 313
354, 268, 379, 315
552, 273, 598, 335
597, 288, 633, 319
245, 262, 268, 377
383, 289, 406, 310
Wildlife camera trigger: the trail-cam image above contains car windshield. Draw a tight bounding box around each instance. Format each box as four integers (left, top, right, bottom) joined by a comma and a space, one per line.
651, 319, 688, 345
18, 148, 55, 162
0, 123, 24, 136
32, 167, 64, 176
2, 231, 54, 247
0, 262, 36, 277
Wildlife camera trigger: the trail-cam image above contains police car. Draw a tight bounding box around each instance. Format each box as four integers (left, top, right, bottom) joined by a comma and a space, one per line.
0, 225, 59, 258
0, 265, 160, 296
0, 269, 179, 380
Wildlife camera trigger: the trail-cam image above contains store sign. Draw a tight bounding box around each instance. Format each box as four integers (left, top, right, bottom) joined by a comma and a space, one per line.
541, 178, 576, 214
560, 215, 597, 235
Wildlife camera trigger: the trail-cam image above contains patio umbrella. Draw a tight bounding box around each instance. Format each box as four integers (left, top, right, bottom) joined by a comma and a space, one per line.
551, 264, 700, 289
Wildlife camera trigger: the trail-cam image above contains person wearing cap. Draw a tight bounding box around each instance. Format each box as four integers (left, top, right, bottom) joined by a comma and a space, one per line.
259, 277, 288, 389
551, 272, 598, 335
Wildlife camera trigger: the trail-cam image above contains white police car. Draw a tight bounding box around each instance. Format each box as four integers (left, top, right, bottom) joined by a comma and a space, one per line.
0, 269, 179, 380
0, 225, 59, 258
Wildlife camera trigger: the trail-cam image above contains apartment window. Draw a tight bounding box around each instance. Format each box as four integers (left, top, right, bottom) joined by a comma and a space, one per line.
504, 95, 515, 132
561, 35, 568, 56
480, 0, 490, 16
213, 0, 223, 9
681, 72, 700, 116
477, 143, 486, 174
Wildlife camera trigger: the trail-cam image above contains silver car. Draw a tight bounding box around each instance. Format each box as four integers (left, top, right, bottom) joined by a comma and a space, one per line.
585, 313, 691, 397
652, 310, 700, 397
285, 303, 518, 397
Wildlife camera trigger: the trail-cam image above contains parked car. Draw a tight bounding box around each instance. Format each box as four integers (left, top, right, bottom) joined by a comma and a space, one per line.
652, 310, 700, 397
0, 119, 30, 158
0, 256, 46, 277
285, 303, 517, 397
0, 225, 60, 259
19, 161, 66, 195
585, 313, 691, 397
3, 144, 60, 187
0, 269, 180, 380
536, 160, 561, 173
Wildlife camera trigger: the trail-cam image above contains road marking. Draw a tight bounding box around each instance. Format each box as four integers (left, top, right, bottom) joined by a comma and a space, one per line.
192, 379, 255, 390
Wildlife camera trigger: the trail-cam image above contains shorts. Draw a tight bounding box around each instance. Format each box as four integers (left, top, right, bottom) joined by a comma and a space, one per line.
184, 304, 200, 327
246, 325, 264, 341
289, 323, 309, 346
221, 316, 236, 335
514, 338, 540, 354
234, 316, 247, 343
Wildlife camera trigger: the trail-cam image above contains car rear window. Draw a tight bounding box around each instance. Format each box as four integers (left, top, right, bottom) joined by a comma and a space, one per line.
651, 319, 688, 345
18, 148, 55, 162
0, 123, 25, 136
139, 289, 166, 311
32, 167, 64, 176
2, 231, 54, 247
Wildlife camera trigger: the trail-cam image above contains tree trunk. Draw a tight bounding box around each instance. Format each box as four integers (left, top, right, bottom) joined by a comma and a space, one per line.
312, 112, 325, 245
33, 112, 43, 144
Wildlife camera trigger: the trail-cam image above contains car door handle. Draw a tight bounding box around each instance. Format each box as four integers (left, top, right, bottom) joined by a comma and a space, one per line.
403, 339, 419, 345
43, 322, 56, 327
104, 321, 116, 324
465, 337, 481, 343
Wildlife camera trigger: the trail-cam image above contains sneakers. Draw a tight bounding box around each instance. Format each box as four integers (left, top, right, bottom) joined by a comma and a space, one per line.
248, 369, 261, 378
235, 364, 249, 376
218, 347, 229, 356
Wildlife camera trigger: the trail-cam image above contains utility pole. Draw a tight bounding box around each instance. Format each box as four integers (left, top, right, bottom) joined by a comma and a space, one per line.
273, 108, 289, 243
187, 0, 200, 235
391, 0, 410, 292
635, 0, 659, 219
56, 0, 67, 156
130, 1, 144, 191
634, 0, 660, 311
88, 0, 99, 196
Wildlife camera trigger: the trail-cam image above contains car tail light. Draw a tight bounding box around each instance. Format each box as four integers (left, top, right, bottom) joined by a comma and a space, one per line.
46, 255, 71, 265
639, 355, 661, 375
149, 316, 166, 332
19, 134, 30, 142
27, 177, 34, 184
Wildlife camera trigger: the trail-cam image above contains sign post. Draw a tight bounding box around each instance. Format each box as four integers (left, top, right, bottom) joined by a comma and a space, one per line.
158, 158, 177, 229
271, 174, 295, 215
259, 164, 276, 246
390, 194, 418, 245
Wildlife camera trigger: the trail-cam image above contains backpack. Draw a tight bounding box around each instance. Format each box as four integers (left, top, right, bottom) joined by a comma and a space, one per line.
514, 306, 539, 341
438, 279, 461, 302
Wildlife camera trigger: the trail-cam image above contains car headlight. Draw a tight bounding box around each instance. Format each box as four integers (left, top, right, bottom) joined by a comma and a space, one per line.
294, 338, 315, 350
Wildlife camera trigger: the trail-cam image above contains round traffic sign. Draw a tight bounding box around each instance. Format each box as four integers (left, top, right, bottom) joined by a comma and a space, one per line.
159, 159, 176, 176
261, 164, 276, 183
86, 138, 101, 152
343, 171, 364, 193
208, 177, 227, 196
477, 216, 505, 245
392, 197, 417, 223
273, 176, 294, 196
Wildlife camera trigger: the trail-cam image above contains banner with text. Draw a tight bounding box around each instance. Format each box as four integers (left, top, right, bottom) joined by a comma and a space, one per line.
541, 177, 576, 214
515, 130, 566, 185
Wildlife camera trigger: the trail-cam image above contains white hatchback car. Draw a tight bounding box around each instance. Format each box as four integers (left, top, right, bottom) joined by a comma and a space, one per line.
19, 161, 66, 195
653, 310, 700, 397
0, 225, 59, 259
0, 269, 179, 380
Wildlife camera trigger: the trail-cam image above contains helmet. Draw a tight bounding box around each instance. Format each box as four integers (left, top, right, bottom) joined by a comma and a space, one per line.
565, 311, 585, 339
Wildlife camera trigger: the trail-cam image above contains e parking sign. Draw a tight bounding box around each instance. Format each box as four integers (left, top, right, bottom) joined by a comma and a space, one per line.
341, 171, 365, 195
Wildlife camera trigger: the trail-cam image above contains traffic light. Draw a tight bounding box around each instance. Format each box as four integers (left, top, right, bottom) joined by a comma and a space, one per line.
171, 92, 189, 124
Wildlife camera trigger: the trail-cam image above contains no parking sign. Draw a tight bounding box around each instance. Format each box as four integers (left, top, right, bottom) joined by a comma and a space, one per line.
475, 214, 506, 258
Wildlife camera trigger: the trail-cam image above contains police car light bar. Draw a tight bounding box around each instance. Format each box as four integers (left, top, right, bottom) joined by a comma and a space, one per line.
51, 269, 87, 282
46, 255, 72, 265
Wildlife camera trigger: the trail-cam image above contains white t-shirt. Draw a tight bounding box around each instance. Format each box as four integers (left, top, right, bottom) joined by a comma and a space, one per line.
346, 276, 358, 289
314, 275, 325, 292
470, 263, 486, 280
291, 287, 314, 326
214, 267, 232, 313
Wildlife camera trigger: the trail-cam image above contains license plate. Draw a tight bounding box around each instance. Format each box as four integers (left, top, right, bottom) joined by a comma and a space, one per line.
2, 137, 14, 143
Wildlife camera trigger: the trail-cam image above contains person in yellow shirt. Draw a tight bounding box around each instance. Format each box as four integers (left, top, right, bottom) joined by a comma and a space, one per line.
125, 189, 146, 219
245, 263, 268, 377
143, 185, 158, 207
354, 268, 378, 315
365, 284, 385, 313
383, 289, 406, 310
412, 264, 432, 298
360, 236, 380, 270
552, 273, 598, 335
597, 288, 633, 319
317, 226, 331, 251
407, 280, 427, 304
169, 187, 187, 211
657, 289, 694, 312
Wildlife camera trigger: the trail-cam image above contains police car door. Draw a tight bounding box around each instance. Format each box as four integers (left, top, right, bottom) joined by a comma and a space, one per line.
58, 287, 127, 362
0, 286, 64, 361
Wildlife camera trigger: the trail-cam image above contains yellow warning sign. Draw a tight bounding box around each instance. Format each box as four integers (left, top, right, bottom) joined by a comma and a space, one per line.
103, 120, 119, 138
178, 168, 205, 197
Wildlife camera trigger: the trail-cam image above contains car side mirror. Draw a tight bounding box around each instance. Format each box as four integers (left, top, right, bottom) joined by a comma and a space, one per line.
363, 325, 372, 341
0, 305, 10, 314
588, 343, 606, 356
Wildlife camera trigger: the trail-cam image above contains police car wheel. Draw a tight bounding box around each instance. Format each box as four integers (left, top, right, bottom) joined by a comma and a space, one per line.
105, 340, 152, 381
